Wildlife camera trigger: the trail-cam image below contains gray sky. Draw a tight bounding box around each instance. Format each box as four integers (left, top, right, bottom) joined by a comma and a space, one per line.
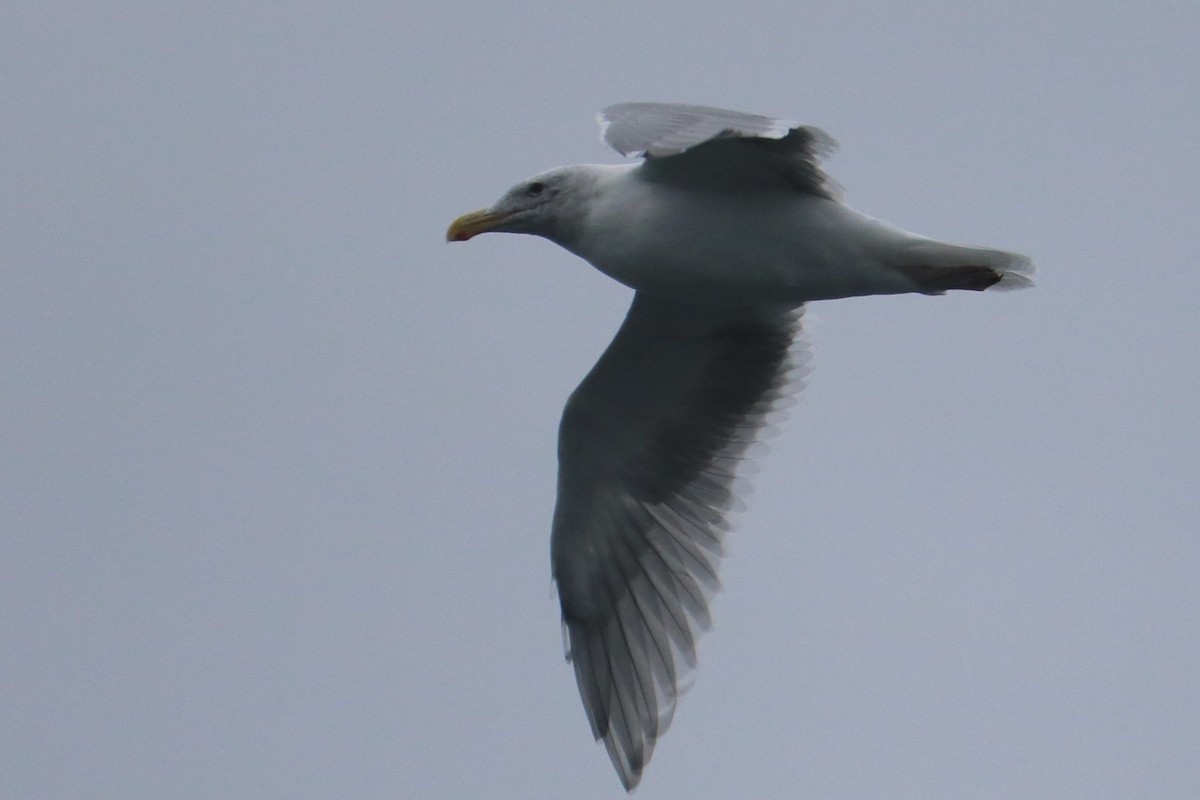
3, 3, 1197, 798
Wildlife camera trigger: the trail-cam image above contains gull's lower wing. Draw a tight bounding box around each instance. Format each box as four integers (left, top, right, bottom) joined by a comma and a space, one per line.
550, 292, 805, 790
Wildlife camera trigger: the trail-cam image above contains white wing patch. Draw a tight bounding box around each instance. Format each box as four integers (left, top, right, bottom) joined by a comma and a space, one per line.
597, 102, 840, 199
599, 102, 797, 158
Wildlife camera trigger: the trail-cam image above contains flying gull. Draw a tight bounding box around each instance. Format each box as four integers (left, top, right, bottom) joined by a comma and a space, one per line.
447, 102, 1032, 790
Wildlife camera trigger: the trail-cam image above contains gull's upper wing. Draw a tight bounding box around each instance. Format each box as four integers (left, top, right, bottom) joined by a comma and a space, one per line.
551, 292, 805, 790
598, 102, 839, 199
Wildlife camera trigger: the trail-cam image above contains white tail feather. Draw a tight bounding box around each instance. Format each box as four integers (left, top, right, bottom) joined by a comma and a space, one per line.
898, 239, 1035, 293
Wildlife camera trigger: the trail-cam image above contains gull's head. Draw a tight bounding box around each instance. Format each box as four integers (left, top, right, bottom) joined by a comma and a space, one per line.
446, 166, 601, 245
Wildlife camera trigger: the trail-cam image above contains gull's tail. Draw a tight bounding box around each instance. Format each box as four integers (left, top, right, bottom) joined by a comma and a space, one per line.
895, 239, 1034, 294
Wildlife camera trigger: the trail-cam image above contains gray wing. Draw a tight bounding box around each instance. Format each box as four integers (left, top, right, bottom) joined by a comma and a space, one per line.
551, 292, 805, 790
598, 102, 839, 199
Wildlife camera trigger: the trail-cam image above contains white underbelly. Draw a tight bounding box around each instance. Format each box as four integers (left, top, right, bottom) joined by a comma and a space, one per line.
574, 185, 915, 303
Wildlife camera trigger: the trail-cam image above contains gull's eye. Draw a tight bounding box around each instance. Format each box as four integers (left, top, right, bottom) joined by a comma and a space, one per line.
526, 181, 546, 197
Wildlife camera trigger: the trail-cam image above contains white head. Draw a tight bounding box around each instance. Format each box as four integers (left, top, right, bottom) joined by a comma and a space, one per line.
446, 166, 602, 247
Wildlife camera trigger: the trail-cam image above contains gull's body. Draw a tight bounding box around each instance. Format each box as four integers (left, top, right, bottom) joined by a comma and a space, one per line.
447, 103, 1032, 791
563, 162, 1006, 302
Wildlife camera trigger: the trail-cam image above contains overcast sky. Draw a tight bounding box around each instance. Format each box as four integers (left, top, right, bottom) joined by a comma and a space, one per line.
3, 3, 1197, 798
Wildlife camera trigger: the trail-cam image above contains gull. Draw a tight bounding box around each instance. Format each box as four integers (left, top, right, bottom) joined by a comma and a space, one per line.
446, 102, 1032, 791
